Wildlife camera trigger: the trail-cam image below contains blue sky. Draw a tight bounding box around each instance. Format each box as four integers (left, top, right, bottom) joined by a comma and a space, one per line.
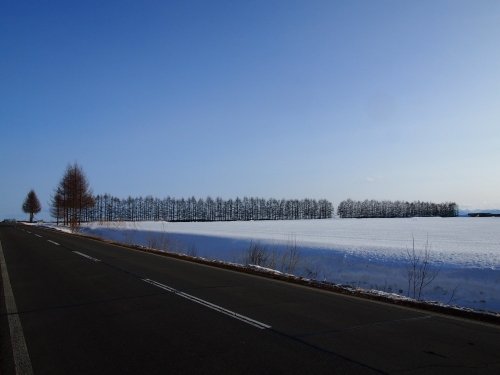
1, 0, 499, 220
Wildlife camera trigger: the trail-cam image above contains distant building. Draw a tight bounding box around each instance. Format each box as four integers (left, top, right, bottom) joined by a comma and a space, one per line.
467, 213, 500, 217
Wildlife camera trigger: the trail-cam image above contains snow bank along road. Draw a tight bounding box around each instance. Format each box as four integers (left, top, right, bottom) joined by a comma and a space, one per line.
1, 223, 499, 374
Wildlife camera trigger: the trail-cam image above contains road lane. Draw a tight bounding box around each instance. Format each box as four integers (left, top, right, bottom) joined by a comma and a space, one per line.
0, 240, 33, 374
1, 224, 380, 374
1, 223, 499, 374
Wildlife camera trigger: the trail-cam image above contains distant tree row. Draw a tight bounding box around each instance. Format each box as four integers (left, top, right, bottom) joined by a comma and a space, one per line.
44, 164, 459, 226
83, 195, 334, 222
337, 199, 458, 218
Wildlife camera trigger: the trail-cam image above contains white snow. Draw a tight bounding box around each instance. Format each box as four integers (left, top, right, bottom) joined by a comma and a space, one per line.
81, 217, 500, 269
45, 217, 500, 313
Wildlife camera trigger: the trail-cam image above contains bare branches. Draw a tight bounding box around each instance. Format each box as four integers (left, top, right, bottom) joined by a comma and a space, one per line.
245, 241, 270, 267
243, 237, 303, 277
280, 235, 300, 274
405, 236, 439, 300
22, 190, 41, 223
51, 163, 94, 228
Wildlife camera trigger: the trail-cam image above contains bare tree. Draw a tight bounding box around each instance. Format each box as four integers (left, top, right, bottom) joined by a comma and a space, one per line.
245, 241, 269, 266
280, 235, 301, 274
52, 163, 94, 229
22, 190, 41, 222
49, 191, 64, 225
405, 236, 439, 300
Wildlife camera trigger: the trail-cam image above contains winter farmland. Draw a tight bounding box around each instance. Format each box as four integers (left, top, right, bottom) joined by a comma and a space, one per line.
76, 217, 500, 313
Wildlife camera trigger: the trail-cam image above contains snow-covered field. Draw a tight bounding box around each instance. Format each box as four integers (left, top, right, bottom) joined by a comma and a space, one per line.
75, 217, 499, 312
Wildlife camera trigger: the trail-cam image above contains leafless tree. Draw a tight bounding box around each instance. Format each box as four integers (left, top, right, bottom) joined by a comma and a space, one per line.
280, 235, 301, 274
405, 236, 439, 300
49, 191, 64, 225
245, 241, 269, 266
22, 190, 41, 222
52, 163, 94, 229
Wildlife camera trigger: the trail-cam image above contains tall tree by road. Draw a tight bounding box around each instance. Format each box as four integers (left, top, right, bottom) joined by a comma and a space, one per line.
51, 163, 94, 228
22, 189, 41, 223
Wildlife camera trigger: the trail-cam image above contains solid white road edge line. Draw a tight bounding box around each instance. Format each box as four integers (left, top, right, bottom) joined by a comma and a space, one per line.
47, 240, 60, 246
72, 251, 101, 262
0, 241, 34, 375
143, 278, 272, 330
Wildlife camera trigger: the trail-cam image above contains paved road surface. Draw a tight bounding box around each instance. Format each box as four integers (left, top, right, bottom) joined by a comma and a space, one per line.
0, 223, 499, 374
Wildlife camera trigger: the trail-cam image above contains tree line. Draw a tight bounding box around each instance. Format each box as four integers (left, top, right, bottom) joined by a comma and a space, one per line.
37, 163, 459, 225
337, 199, 458, 218
82, 195, 334, 222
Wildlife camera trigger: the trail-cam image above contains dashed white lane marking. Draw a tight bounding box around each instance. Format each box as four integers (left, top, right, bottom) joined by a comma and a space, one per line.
47, 240, 60, 246
143, 278, 271, 330
0, 241, 34, 375
26, 231, 32, 234
34, 234, 42, 238
73, 251, 101, 262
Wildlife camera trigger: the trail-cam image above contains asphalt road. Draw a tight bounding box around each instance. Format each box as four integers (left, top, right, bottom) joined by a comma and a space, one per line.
0, 223, 499, 374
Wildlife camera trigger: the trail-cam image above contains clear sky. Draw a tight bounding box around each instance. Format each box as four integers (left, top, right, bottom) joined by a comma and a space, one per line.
1, 0, 499, 220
